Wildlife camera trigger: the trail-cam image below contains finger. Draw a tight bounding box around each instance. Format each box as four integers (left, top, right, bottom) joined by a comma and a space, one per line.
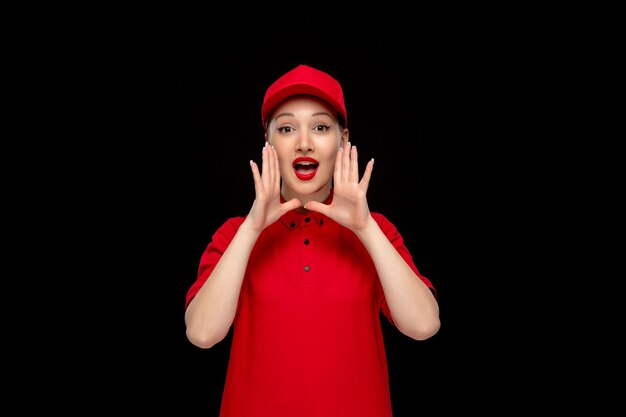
250, 160, 262, 191
282, 197, 302, 212
348, 145, 359, 183
359, 158, 375, 193
303, 200, 328, 216
265, 142, 273, 183
261, 143, 270, 188
269, 144, 280, 191
341, 142, 351, 182
334, 147, 343, 182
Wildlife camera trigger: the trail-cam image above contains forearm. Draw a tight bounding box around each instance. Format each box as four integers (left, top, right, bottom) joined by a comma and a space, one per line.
355, 217, 440, 341
185, 219, 260, 348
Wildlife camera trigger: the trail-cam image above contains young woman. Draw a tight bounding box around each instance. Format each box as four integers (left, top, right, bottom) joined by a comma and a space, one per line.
184, 64, 440, 417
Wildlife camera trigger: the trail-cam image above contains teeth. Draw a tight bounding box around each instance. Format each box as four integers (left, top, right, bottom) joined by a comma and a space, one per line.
298, 162, 315, 166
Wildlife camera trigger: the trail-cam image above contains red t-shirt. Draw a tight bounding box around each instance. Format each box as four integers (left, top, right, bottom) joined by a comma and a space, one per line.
185, 209, 435, 417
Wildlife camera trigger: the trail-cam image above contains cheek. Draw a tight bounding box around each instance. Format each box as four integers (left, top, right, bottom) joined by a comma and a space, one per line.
320, 147, 339, 171
276, 150, 292, 172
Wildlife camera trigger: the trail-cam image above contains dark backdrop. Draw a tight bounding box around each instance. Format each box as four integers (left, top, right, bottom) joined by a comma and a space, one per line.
48, 15, 548, 415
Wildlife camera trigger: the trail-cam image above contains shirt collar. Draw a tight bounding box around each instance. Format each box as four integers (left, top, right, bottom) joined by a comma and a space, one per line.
278, 190, 333, 230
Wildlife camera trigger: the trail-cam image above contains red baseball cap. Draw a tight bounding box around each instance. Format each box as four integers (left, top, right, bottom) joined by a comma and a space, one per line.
261, 64, 347, 128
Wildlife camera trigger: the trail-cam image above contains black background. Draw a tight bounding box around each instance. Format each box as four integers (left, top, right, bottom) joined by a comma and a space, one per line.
30, 14, 562, 415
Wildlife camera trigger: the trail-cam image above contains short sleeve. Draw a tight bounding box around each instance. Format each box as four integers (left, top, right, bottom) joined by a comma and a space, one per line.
184, 217, 246, 310
371, 213, 437, 324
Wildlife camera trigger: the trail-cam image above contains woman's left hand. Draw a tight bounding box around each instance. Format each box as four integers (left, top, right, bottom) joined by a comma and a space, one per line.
304, 142, 374, 232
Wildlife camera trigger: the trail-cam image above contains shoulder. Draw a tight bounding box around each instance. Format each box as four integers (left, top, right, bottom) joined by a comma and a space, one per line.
222, 216, 246, 229
371, 212, 394, 229
211, 216, 246, 241
371, 212, 388, 223
371, 212, 404, 241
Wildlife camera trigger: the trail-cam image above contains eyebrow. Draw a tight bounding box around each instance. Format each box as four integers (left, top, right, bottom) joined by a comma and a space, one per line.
275, 111, 333, 121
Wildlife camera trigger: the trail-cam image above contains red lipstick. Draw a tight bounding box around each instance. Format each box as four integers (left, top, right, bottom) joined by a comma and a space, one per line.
293, 157, 319, 181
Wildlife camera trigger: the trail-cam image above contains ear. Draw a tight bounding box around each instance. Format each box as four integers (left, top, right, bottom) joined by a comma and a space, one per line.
341, 128, 349, 145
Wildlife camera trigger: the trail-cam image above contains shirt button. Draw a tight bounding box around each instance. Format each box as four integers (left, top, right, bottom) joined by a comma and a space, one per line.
304, 238, 309, 245
319, 219, 324, 225
304, 265, 310, 272
304, 217, 310, 223
290, 222, 296, 228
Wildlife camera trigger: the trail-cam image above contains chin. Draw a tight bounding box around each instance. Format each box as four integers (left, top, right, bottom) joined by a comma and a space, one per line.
286, 181, 320, 196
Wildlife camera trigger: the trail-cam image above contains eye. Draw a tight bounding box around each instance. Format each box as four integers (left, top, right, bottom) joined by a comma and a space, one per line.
278, 126, 294, 134
314, 124, 330, 132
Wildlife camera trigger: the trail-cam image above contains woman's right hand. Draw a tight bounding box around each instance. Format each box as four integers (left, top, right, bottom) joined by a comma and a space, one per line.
245, 143, 301, 233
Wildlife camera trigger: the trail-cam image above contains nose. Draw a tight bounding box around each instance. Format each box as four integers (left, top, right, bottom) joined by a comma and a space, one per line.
296, 131, 314, 152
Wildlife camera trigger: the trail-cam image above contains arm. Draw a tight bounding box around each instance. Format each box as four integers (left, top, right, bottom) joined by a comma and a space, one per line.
305, 143, 440, 340
355, 218, 440, 340
185, 144, 301, 349
184, 219, 260, 349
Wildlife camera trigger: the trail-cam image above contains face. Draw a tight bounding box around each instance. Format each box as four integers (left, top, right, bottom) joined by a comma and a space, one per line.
265, 95, 349, 204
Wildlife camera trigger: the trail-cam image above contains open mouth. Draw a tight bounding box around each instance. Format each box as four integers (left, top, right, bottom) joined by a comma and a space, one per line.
293, 157, 319, 181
